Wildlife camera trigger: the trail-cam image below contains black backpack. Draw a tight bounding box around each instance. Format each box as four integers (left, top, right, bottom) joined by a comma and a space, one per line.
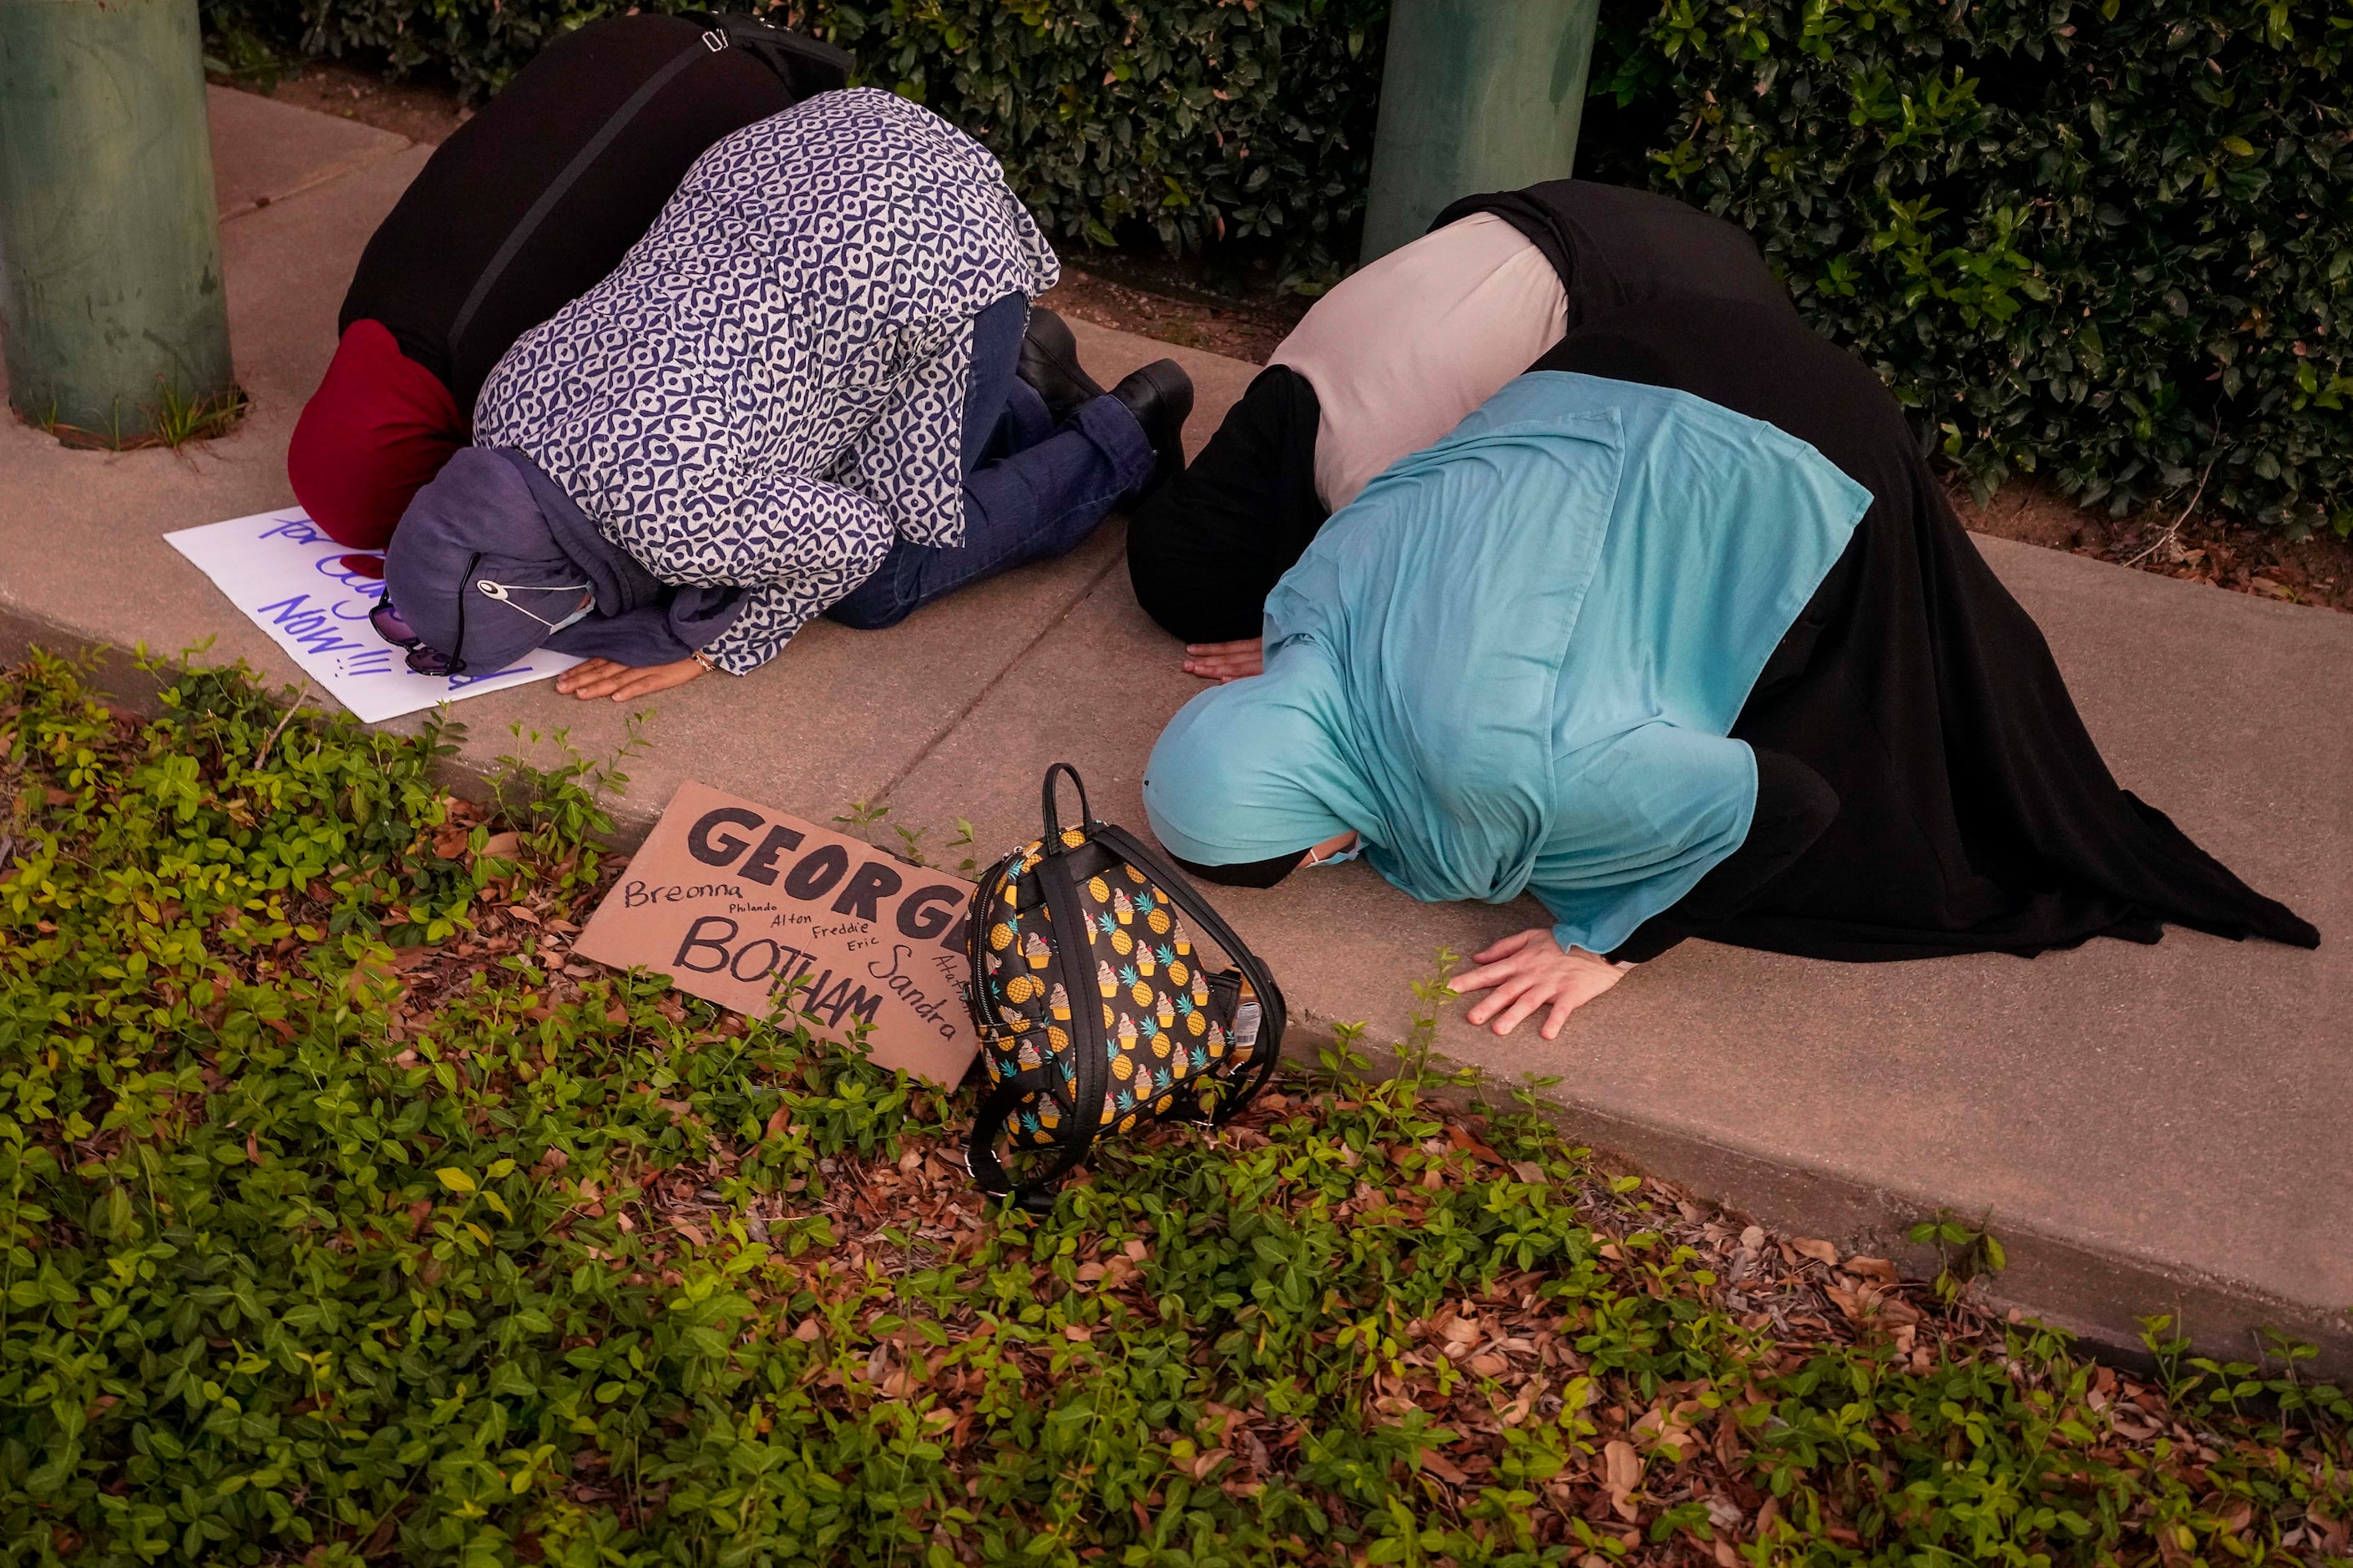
964, 766, 1285, 1205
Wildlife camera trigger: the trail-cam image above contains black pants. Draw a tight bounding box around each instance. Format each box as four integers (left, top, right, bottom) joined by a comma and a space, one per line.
1126, 364, 1328, 644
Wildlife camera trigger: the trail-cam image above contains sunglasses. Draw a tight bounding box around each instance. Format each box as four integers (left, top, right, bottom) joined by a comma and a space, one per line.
369, 589, 467, 677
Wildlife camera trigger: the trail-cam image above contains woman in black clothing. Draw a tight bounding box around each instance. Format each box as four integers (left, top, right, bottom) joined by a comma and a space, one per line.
286, 13, 847, 549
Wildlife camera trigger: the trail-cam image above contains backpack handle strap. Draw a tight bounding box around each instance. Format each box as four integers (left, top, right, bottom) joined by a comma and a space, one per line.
1040, 762, 1093, 844
1212, 1009, 1287, 1125
965, 1076, 1088, 1211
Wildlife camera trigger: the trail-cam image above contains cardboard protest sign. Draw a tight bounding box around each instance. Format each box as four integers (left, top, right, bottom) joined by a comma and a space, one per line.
165, 508, 580, 722
574, 781, 980, 1085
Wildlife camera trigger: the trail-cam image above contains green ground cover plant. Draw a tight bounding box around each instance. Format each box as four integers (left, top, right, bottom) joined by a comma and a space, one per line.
3, 650, 2349, 1565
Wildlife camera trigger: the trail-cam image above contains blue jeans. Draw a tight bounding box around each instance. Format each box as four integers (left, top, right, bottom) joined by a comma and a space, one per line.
828, 292, 1154, 630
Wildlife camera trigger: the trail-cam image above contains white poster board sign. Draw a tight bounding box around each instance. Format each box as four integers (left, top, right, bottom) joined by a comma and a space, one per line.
164, 508, 580, 723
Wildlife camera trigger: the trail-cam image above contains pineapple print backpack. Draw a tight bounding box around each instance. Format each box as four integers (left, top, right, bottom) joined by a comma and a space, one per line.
964, 764, 1286, 1205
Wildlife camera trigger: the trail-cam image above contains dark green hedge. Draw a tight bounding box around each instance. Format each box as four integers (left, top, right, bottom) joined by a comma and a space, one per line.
1581, 0, 2353, 534
205, 0, 2352, 534
201, 0, 1391, 292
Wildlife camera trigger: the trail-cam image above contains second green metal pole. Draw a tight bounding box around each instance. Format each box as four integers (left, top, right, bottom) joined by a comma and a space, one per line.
0, 0, 235, 442
1359, 0, 1602, 265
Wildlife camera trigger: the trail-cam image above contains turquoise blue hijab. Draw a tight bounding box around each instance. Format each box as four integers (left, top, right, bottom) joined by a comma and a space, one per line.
1144, 372, 1871, 953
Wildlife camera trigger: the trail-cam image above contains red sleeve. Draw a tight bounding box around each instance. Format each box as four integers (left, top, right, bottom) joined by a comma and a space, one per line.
286, 319, 468, 550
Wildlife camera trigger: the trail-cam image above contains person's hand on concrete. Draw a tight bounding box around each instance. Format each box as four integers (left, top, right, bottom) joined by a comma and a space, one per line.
555, 657, 708, 701
1454, 928, 1628, 1039
1182, 638, 1263, 681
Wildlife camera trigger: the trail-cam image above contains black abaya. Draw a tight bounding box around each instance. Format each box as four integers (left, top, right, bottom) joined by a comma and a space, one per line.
1540, 299, 2319, 961
1425, 178, 1799, 327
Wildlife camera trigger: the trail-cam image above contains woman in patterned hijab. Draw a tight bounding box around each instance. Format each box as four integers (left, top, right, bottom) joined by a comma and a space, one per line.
381, 88, 1191, 701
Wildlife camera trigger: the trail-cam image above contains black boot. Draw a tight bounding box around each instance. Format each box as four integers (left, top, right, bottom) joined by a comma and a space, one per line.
1110, 359, 1193, 500
1017, 306, 1105, 424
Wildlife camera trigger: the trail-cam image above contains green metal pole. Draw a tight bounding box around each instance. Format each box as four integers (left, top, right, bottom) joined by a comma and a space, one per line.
0, 0, 234, 442
1359, 0, 1602, 265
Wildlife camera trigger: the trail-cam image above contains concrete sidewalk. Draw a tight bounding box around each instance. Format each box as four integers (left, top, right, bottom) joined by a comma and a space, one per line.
3, 86, 2346, 1374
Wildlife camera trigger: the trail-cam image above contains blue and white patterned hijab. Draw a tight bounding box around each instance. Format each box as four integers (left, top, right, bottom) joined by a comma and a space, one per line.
473, 89, 1059, 673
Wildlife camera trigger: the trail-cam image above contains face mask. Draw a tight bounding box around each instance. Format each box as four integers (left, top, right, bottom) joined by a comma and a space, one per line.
548, 598, 595, 635
1304, 841, 1363, 868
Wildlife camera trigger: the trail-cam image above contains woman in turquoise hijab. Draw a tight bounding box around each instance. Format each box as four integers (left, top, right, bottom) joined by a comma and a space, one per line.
1144, 299, 2315, 1038
1146, 365, 1868, 1037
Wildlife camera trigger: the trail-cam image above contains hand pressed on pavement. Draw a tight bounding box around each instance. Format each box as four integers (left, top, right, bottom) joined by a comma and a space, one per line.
554, 657, 709, 701
1182, 638, 1264, 682
1452, 927, 1630, 1039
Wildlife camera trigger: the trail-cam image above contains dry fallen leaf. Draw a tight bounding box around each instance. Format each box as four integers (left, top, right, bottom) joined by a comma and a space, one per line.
1602, 1438, 1644, 1520
1789, 1237, 1840, 1267
1421, 1450, 1469, 1485
1604, 1439, 1642, 1496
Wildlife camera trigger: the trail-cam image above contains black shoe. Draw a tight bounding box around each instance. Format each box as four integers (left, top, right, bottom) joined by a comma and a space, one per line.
1110, 358, 1193, 499
1017, 306, 1105, 424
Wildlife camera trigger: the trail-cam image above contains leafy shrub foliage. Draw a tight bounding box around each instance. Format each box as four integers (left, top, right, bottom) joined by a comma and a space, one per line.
799, 2, 1389, 287
1581, 0, 2353, 532
201, 0, 1392, 290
